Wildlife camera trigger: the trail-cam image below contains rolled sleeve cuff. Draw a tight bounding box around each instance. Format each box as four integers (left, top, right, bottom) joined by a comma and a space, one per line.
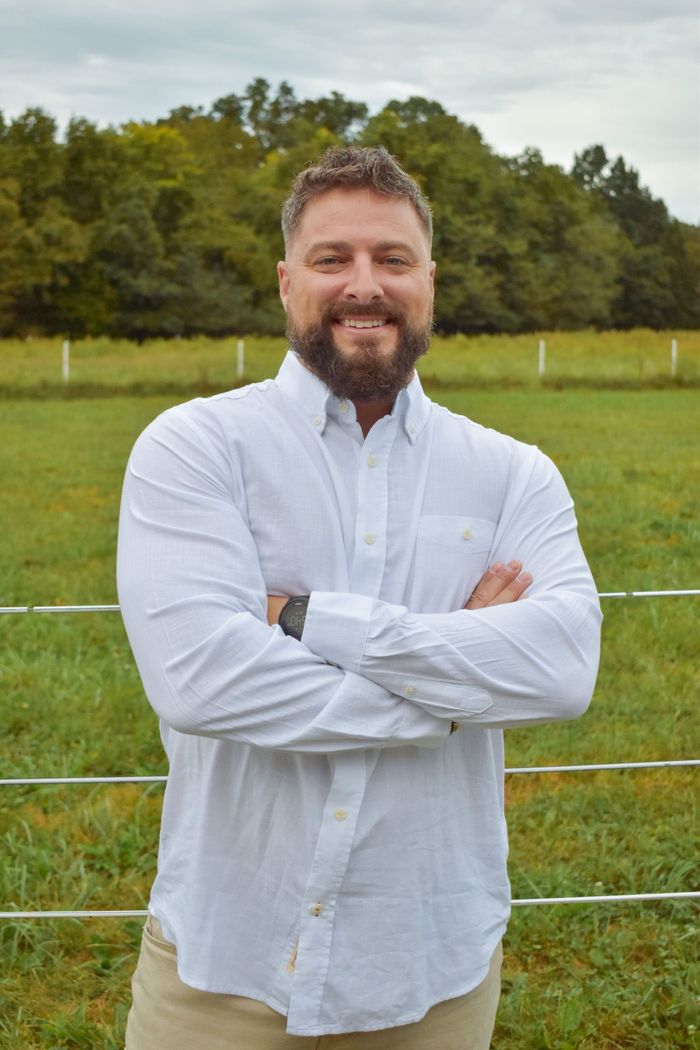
304, 591, 374, 673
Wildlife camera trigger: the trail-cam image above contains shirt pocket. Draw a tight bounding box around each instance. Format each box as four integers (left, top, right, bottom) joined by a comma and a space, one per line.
410, 515, 497, 612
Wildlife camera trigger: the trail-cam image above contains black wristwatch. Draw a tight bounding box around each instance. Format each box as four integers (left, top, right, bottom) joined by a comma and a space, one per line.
278, 595, 310, 641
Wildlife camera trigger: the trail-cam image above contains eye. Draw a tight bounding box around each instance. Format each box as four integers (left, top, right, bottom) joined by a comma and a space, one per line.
382, 256, 409, 267
314, 256, 343, 267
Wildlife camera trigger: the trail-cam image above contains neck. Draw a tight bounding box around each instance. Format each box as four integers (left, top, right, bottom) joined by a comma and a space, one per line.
353, 398, 394, 438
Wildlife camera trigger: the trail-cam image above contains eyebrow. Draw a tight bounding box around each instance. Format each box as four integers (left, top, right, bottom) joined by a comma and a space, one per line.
303, 240, 420, 262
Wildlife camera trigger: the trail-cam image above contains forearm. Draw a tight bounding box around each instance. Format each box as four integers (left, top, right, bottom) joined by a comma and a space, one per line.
302, 587, 600, 729
119, 579, 447, 751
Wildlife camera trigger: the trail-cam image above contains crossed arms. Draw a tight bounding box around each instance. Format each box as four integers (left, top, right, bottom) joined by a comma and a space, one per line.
117, 411, 601, 753
266, 559, 533, 626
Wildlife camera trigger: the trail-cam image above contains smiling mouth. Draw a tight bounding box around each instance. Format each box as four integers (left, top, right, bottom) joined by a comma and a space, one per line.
335, 318, 391, 329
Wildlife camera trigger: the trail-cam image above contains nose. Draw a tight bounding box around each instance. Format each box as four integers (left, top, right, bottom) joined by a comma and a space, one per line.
342, 254, 384, 302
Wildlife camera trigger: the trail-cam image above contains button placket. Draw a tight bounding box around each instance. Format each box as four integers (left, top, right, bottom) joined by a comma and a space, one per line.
288, 754, 369, 1031
350, 422, 396, 597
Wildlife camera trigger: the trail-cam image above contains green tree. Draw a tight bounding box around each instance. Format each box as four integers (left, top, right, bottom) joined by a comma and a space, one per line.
0, 95, 695, 338
571, 146, 685, 328
2, 108, 63, 223
61, 118, 121, 225
499, 148, 623, 330
0, 177, 26, 332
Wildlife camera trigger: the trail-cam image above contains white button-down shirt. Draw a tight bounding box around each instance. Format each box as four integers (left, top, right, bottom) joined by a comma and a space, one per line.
117, 351, 601, 1036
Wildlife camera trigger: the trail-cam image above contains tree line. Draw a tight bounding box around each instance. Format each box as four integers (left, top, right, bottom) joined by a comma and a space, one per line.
1, 79, 698, 339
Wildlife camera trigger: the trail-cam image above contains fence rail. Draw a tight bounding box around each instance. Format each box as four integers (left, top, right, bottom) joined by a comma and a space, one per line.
1, 590, 699, 616
1, 759, 699, 788
2, 891, 698, 921
2, 591, 697, 919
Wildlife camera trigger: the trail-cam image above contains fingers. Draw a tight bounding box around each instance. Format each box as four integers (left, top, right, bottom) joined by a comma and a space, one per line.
465, 561, 532, 610
486, 566, 532, 606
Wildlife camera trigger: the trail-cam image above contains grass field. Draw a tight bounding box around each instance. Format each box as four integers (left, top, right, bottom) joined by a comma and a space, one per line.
0, 333, 698, 1048
1, 329, 699, 397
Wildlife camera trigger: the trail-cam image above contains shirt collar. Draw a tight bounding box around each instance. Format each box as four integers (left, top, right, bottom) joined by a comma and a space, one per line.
275, 350, 431, 444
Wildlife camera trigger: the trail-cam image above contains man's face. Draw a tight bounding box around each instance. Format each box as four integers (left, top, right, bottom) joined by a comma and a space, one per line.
277, 187, 436, 402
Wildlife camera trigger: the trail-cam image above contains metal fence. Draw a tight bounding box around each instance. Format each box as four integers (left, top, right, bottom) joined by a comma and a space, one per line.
2, 591, 698, 918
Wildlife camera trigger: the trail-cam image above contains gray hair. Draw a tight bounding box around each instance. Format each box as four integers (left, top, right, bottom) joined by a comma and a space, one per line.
281, 145, 432, 250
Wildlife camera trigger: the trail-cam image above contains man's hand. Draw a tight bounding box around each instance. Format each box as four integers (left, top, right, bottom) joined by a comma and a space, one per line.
267, 595, 288, 626
465, 561, 531, 610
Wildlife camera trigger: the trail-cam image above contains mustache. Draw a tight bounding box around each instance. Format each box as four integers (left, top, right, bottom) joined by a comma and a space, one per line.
322, 302, 398, 323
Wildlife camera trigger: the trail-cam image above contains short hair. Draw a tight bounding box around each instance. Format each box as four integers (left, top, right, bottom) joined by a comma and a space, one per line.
281, 145, 433, 250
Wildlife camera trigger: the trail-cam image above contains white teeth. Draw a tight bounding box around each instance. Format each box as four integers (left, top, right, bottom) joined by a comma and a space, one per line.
340, 319, 386, 328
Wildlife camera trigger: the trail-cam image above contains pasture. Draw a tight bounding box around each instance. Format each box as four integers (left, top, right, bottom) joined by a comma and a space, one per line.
0, 332, 698, 1048
1, 328, 699, 397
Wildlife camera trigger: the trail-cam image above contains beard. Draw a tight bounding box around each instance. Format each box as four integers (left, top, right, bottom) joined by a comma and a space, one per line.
287, 301, 433, 402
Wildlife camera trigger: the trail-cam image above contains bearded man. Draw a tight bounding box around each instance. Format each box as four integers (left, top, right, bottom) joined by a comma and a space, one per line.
118, 146, 601, 1049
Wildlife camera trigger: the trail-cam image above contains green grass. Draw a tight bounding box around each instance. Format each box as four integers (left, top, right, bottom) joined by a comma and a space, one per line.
1, 329, 699, 397
0, 341, 698, 1047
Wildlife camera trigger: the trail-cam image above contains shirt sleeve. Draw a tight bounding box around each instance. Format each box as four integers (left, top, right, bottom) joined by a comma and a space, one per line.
116, 408, 448, 753
302, 448, 602, 729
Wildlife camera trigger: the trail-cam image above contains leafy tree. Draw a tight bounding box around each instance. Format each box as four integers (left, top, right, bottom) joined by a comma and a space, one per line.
500, 148, 623, 330
11, 201, 90, 335
2, 108, 63, 223
0, 178, 26, 332
571, 145, 684, 328
0, 110, 92, 334
61, 118, 121, 225
0, 93, 696, 338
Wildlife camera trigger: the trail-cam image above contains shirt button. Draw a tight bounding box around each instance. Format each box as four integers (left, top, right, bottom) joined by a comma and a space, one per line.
408, 423, 416, 435
367, 454, 377, 468
339, 401, 349, 413
404, 685, 416, 697
313, 415, 323, 427
310, 902, 323, 916
462, 528, 473, 540
334, 808, 348, 821
364, 532, 376, 545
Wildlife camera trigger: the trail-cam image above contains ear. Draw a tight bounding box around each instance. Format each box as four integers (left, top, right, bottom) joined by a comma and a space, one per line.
277, 260, 290, 311
428, 260, 436, 290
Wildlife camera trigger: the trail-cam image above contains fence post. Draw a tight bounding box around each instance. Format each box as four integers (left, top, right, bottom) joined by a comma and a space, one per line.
237, 339, 245, 378
62, 340, 70, 384
538, 339, 546, 378
671, 338, 678, 378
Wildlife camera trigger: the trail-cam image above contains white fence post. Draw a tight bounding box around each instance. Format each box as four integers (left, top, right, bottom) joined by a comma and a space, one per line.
62, 340, 70, 384
538, 339, 546, 377
237, 339, 245, 378
671, 338, 678, 378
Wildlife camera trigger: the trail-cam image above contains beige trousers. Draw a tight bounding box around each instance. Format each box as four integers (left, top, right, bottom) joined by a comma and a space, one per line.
125, 917, 501, 1050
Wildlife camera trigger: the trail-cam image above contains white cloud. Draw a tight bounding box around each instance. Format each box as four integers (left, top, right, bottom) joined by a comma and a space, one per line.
0, 0, 697, 220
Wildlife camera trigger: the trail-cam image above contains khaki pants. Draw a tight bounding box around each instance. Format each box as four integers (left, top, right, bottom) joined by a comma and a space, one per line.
125, 917, 501, 1050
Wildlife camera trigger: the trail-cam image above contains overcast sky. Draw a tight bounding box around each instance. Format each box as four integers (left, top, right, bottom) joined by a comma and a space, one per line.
2, 0, 698, 223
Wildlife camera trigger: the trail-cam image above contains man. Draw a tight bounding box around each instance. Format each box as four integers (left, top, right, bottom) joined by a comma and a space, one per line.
118, 146, 601, 1049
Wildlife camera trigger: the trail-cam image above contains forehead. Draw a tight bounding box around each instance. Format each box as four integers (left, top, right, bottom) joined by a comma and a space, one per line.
291, 187, 430, 257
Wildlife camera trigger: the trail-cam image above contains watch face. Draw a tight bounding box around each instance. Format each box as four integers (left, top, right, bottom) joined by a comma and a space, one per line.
280, 596, 309, 640
286, 606, 306, 635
